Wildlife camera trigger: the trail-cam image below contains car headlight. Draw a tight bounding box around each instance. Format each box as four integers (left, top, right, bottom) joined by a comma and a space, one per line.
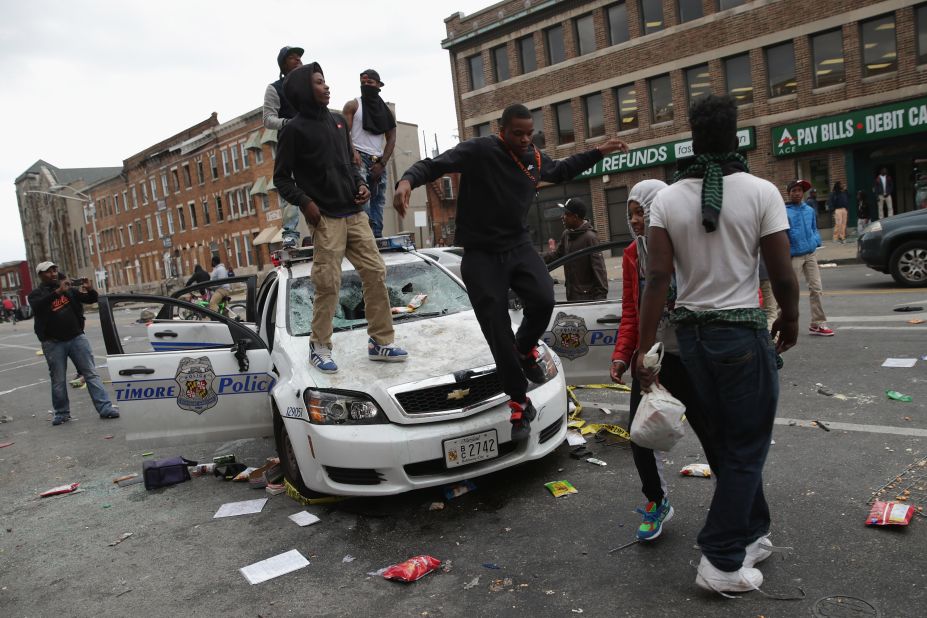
528, 343, 559, 389
303, 389, 388, 425
864, 221, 882, 235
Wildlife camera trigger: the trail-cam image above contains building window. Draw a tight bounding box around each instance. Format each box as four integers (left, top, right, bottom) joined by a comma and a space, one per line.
221, 150, 230, 176
640, 0, 665, 36
685, 63, 711, 105
919, 4, 927, 65
678, 0, 703, 22
545, 25, 566, 65
187, 202, 197, 229
719, 0, 746, 9
766, 42, 796, 97
141, 182, 149, 204
215, 196, 224, 221
177, 206, 186, 231
210, 154, 219, 180
196, 160, 205, 185
724, 53, 753, 105
145, 216, 153, 241
261, 194, 270, 211
156, 213, 163, 237
171, 168, 180, 192
180, 164, 190, 189
127, 225, 134, 245
811, 29, 845, 88
531, 108, 545, 145
860, 14, 897, 77
131, 186, 138, 209
518, 35, 537, 73
468, 54, 485, 90
243, 188, 254, 215
649, 74, 673, 123
583, 93, 604, 139
234, 237, 243, 270
254, 147, 264, 165
160, 173, 169, 197
607, 3, 630, 45
474, 123, 491, 138
135, 220, 143, 243
245, 234, 254, 267
240, 143, 250, 169
202, 199, 211, 225
166, 210, 174, 235
122, 190, 128, 211
492, 45, 509, 82
149, 178, 158, 200
113, 194, 120, 214
554, 101, 574, 144
615, 84, 638, 130
575, 13, 596, 56
230, 147, 240, 173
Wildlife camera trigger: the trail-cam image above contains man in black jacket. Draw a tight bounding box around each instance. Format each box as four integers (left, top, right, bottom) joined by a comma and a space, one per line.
393, 104, 628, 442
29, 262, 118, 426
544, 198, 609, 301
274, 62, 407, 374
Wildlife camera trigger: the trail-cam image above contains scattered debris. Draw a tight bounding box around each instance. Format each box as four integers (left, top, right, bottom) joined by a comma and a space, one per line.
213, 453, 236, 465
680, 463, 712, 477
428, 502, 445, 511
463, 576, 481, 590
570, 445, 593, 460
817, 385, 834, 397
565, 430, 586, 446
866, 500, 914, 526
908, 319, 925, 325
545, 480, 577, 497
188, 463, 216, 477
886, 390, 913, 402
586, 458, 608, 466
571, 609, 584, 614
102, 435, 114, 440
284, 478, 345, 506
109, 533, 133, 547
140, 452, 154, 457
40, 483, 79, 498
288, 511, 320, 527
482, 563, 501, 570
444, 480, 476, 501
382, 555, 442, 583
441, 560, 453, 573
213, 498, 268, 518
342, 555, 356, 563
0, 442, 13, 448
870, 456, 927, 518
489, 577, 513, 592
265, 483, 286, 495
814, 420, 831, 432
893, 305, 923, 312
0, 415, 13, 423
608, 539, 639, 553
115, 589, 132, 598
240, 549, 310, 585
882, 358, 917, 368
112, 473, 138, 484
818, 262, 837, 268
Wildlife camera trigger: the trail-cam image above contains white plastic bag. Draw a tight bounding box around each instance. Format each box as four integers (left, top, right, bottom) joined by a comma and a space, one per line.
630, 343, 686, 451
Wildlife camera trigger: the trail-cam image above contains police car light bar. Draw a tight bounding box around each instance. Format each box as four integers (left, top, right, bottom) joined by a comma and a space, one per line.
272, 233, 415, 266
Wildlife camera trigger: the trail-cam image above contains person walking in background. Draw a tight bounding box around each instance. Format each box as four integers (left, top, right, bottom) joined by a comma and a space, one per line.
394, 103, 628, 443
635, 95, 799, 594
263, 45, 305, 248
873, 167, 894, 219
856, 190, 870, 234
827, 181, 849, 243
343, 69, 396, 238
185, 264, 210, 287
29, 262, 119, 426
610, 178, 717, 543
543, 198, 608, 301
785, 179, 834, 336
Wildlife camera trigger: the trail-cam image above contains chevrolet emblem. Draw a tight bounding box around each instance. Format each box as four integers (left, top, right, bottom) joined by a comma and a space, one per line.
447, 388, 470, 401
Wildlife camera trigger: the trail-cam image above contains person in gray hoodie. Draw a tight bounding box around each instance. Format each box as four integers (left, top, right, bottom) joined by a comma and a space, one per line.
543, 198, 608, 301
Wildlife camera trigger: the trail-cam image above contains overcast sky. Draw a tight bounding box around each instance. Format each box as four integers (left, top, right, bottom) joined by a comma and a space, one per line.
0, 0, 494, 263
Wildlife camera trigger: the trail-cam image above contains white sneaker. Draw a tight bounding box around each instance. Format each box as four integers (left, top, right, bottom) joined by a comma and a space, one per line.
695, 556, 763, 594
744, 534, 772, 568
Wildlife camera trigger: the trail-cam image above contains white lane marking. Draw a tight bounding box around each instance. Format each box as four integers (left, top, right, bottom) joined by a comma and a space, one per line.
0, 359, 46, 373
776, 417, 927, 437
831, 326, 926, 331
0, 379, 48, 396
0, 333, 36, 340
826, 314, 925, 323
0, 342, 43, 351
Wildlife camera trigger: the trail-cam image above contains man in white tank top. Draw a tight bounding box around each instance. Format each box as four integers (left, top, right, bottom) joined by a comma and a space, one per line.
342, 69, 396, 238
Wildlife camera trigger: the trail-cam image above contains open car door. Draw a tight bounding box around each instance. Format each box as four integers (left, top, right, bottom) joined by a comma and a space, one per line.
164, 274, 258, 323
99, 294, 274, 445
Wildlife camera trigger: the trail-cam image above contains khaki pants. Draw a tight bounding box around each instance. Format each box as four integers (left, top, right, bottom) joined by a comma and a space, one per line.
833, 208, 848, 241
792, 253, 827, 325
758, 278, 777, 330
208, 287, 231, 314
877, 194, 893, 218
310, 212, 393, 349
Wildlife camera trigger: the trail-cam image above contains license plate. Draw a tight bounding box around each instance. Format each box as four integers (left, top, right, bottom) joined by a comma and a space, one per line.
443, 430, 499, 469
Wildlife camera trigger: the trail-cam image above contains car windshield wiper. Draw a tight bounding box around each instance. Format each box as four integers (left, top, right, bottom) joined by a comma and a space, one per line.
391, 310, 444, 322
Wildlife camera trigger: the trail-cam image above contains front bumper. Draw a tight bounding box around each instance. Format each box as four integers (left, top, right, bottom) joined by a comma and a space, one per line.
857, 233, 887, 272
281, 372, 569, 496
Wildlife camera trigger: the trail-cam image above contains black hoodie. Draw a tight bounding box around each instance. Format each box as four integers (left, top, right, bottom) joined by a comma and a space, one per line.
274, 63, 365, 218
400, 137, 603, 250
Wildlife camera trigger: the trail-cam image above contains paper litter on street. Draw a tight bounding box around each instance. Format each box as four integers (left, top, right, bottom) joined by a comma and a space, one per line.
565, 430, 586, 446
213, 498, 268, 518
240, 549, 309, 585
288, 510, 320, 527
882, 358, 917, 368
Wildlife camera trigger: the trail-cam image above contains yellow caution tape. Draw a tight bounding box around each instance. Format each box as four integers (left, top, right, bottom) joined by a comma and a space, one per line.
566, 384, 632, 441
284, 478, 347, 506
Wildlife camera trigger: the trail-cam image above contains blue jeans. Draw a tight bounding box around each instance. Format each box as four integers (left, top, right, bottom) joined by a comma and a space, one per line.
675, 325, 778, 572
358, 151, 387, 238
42, 334, 114, 417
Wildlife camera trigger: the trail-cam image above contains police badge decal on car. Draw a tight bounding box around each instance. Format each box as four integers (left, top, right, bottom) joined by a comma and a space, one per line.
549, 312, 589, 360
175, 357, 219, 414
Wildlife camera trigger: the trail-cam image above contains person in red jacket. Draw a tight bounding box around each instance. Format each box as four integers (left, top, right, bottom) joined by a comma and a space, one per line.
610, 179, 717, 542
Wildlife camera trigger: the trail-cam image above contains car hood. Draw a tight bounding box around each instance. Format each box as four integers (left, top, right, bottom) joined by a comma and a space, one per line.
882, 209, 927, 227
294, 311, 494, 391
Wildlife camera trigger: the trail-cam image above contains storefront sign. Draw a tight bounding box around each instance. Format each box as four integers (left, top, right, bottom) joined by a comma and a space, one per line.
772, 96, 927, 157
577, 128, 755, 179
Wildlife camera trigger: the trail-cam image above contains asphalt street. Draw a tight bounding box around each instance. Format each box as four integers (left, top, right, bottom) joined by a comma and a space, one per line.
1, 263, 925, 617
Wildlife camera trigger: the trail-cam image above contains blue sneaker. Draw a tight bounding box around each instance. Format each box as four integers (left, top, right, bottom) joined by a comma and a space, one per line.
100, 409, 120, 419
309, 343, 338, 373
52, 414, 72, 426
636, 498, 674, 541
368, 338, 408, 362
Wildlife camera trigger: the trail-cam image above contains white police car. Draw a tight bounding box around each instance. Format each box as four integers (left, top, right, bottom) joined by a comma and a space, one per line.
98, 236, 573, 497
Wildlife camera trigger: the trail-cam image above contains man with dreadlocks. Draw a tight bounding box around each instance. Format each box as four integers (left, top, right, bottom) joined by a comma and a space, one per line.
635, 95, 799, 595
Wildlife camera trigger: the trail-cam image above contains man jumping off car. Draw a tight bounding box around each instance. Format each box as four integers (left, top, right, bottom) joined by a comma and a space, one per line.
394, 103, 628, 443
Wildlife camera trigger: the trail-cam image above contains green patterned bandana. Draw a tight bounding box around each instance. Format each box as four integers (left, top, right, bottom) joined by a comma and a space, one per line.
673, 152, 749, 233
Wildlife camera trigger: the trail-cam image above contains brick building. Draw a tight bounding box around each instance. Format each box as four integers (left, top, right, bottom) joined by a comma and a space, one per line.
0, 260, 33, 311
442, 0, 927, 248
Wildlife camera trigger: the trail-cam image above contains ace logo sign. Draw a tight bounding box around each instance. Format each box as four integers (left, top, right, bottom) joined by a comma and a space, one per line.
773, 96, 927, 157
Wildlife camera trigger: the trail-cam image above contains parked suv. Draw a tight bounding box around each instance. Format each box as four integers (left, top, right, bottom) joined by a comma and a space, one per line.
857, 210, 927, 287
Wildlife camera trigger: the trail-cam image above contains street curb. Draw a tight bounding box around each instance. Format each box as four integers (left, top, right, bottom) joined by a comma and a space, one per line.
820, 257, 862, 266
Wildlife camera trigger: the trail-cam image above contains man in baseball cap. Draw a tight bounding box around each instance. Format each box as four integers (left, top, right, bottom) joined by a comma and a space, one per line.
36, 261, 57, 274
785, 179, 834, 336
543, 198, 608, 301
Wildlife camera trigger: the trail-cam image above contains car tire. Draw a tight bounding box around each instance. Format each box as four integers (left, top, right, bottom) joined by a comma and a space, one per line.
889, 240, 927, 287
272, 405, 326, 498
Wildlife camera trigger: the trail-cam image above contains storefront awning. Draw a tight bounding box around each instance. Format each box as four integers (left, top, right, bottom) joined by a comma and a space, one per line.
260, 128, 278, 145
249, 177, 268, 196
252, 226, 281, 245
244, 130, 262, 151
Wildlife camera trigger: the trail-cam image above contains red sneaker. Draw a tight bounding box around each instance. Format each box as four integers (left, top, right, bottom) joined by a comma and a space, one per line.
809, 324, 835, 336
508, 399, 537, 443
